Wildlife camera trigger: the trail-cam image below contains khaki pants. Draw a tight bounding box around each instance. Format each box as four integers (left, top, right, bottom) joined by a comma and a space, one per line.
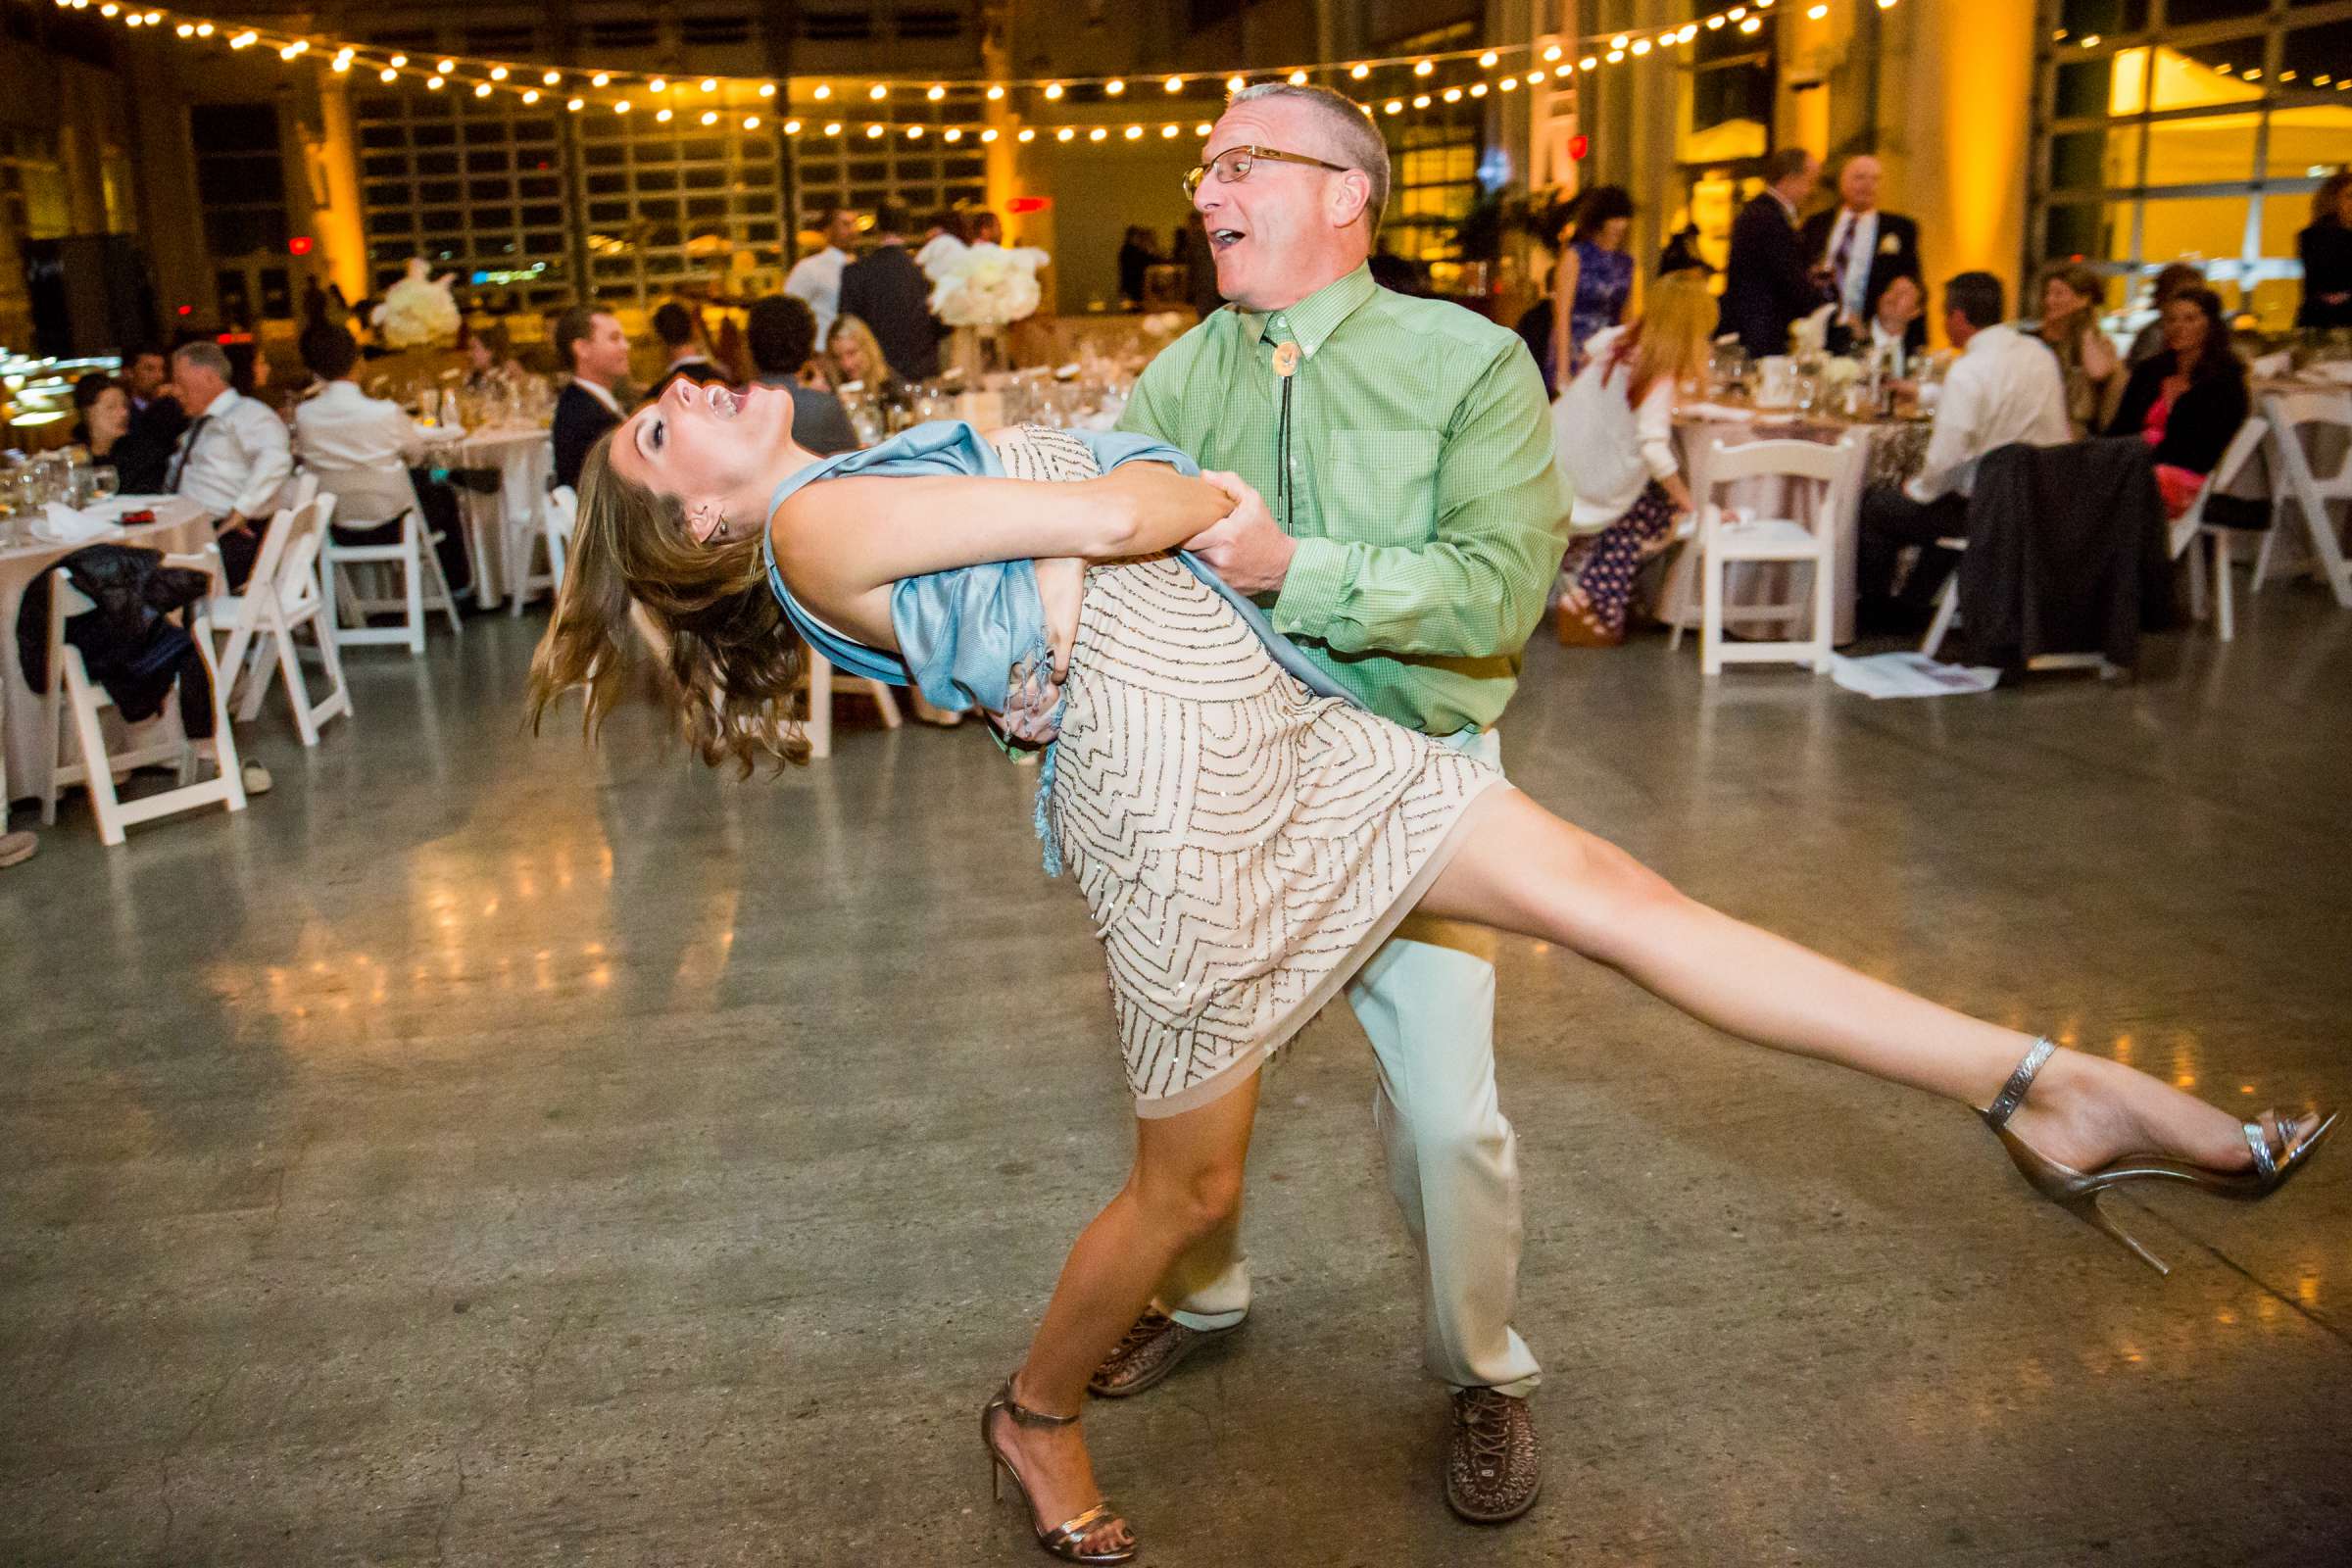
1160, 727, 1541, 1396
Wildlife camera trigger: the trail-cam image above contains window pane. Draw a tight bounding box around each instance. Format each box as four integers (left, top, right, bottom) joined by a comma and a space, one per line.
2137, 194, 2248, 268
2281, 19, 2352, 92
2059, 0, 2149, 32
2055, 56, 2125, 120
2045, 200, 2132, 263
2049, 124, 2142, 191
2165, 0, 2265, 24
2143, 111, 2259, 186
2263, 103, 2352, 178
2147, 37, 2266, 111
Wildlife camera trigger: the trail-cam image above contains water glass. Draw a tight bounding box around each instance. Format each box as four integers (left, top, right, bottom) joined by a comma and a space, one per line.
86, 465, 120, 505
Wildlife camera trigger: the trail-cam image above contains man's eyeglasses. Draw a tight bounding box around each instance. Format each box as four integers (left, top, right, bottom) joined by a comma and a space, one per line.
1183, 144, 1353, 200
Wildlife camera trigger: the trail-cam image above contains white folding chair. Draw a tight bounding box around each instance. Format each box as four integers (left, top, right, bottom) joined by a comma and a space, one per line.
210, 494, 353, 745
2171, 418, 2272, 644
1673, 434, 1858, 674
40, 552, 247, 845
797, 648, 904, 760
2255, 390, 2352, 609
311, 463, 463, 655
514, 483, 578, 613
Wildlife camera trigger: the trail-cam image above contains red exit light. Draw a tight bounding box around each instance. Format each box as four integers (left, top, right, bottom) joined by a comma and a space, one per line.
288, 235, 315, 256
1006, 196, 1052, 214
1568, 134, 1589, 161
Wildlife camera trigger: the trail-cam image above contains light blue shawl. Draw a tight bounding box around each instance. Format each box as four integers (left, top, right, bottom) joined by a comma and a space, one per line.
760, 421, 1359, 870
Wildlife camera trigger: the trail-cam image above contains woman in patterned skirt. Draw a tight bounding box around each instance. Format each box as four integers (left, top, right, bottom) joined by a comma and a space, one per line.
530, 379, 2330, 1564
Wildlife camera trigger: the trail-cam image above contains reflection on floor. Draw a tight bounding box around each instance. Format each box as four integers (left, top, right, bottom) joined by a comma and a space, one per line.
3, 593, 2349, 1566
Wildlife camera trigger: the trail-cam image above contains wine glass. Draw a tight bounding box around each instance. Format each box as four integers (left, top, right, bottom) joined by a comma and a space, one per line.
86, 465, 120, 505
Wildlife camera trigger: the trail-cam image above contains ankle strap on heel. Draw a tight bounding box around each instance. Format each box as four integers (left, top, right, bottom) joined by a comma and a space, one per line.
991, 1376, 1081, 1428
1984, 1038, 2056, 1130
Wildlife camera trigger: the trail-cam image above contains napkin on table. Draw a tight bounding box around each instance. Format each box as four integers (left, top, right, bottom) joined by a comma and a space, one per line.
33, 504, 119, 545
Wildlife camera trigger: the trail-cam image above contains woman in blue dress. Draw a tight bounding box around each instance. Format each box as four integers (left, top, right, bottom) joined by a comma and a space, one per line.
1550, 184, 1637, 392
528, 378, 2330, 1564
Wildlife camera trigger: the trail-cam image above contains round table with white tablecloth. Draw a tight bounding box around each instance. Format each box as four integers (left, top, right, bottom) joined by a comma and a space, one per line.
419, 424, 554, 610
2, 497, 214, 805
1656, 405, 1934, 646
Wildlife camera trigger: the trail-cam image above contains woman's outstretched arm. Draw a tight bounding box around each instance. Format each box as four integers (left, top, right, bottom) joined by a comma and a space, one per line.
775, 459, 1232, 595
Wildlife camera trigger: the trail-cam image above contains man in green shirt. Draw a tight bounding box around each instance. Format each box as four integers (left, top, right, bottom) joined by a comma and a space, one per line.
1102, 82, 1569, 1524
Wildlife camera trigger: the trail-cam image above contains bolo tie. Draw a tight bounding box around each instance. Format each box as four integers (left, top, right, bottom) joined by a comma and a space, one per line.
1271, 337, 1300, 530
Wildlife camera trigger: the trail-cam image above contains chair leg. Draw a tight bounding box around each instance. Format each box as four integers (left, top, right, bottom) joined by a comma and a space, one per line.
1921, 575, 1961, 660
402, 530, 426, 657
236, 629, 277, 723
310, 611, 352, 727
2213, 530, 2235, 643
1810, 555, 1835, 673
423, 532, 465, 636
62, 658, 126, 846
274, 619, 320, 746
804, 651, 834, 760
2186, 532, 2210, 620
867, 680, 904, 728
1699, 549, 1724, 676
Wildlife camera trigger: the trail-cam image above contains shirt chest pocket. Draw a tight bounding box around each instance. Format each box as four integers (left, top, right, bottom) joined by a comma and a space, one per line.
1326, 429, 1441, 547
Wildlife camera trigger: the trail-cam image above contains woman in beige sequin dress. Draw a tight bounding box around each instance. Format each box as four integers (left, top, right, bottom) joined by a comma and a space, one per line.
529, 381, 2330, 1564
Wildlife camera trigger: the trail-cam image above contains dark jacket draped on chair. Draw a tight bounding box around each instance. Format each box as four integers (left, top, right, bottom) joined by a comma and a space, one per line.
1956, 439, 2175, 672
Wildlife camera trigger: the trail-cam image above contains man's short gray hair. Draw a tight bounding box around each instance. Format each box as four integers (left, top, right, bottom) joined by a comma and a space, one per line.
1228, 82, 1391, 235
172, 340, 231, 379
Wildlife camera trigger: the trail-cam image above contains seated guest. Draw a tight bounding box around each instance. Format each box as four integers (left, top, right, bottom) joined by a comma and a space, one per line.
1864, 272, 1927, 377
1552, 273, 1715, 647
71, 372, 126, 452
2024, 262, 2123, 437
824, 313, 903, 403
122, 342, 187, 450
165, 340, 291, 590
463, 322, 525, 391
2297, 169, 2352, 331
295, 322, 473, 595
2104, 285, 2249, 520
1856, 271, 2073, 630
551, 305, 629, 492
2127, 263, 2203, 366
746, 296, 858, 456
649, 300, 721, 393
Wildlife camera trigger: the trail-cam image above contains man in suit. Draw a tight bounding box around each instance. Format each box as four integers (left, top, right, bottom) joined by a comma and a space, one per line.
648, 300, 722, 395
1801, 155, 1924, 357
1718, 146, 1825, 360
838, 202, 943, 383
551, 305, 629, 491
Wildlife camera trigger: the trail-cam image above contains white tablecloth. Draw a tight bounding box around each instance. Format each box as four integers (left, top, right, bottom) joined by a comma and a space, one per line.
423, 425, 553, 609
2, 497, 212, 805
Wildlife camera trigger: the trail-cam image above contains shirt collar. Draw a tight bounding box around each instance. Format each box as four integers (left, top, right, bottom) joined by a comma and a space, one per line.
1769, 188, 1799, 221
1237, 264, 1378, 359
573, 377, 623, 416
196, 387, 244, 421
1964, 322, 2018, 358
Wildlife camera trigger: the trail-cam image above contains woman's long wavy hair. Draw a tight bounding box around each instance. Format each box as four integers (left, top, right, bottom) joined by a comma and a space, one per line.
1607, 271, 1717, 406
526, 431, 810, 772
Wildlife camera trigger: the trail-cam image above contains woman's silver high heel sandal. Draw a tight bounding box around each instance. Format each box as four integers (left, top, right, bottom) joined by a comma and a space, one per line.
1982, 1037, 2337, 1275
982, 1377, 1138, 1565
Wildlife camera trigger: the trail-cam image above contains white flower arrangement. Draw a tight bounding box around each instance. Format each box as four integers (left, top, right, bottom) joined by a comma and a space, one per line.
372, 258, 462, 349
927, 243, 1050, 328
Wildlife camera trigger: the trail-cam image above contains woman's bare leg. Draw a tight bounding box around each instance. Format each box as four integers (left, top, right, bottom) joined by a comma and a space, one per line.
991, 1073, 1262, 1553
1418, 790, 2269, 1173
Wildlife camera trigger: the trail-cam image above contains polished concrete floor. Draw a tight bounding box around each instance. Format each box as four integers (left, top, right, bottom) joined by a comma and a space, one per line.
3, 587, 2349, 1568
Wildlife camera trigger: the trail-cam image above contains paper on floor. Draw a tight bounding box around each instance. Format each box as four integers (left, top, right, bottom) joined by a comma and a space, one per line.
1831, 651, 2000, 699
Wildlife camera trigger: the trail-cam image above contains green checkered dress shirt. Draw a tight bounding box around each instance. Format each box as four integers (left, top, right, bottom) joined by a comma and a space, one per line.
1117, 263, 1570, 736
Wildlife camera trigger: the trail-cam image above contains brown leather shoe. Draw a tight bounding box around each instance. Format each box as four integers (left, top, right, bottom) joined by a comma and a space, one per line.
1446, 1388, 1541, 1524
1086, 1307, 1242, 1398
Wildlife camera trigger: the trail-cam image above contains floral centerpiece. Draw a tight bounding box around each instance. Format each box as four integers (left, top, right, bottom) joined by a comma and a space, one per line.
372, 258, 462, 350
928, 243, 1051, 379
927, 243, 1049, 328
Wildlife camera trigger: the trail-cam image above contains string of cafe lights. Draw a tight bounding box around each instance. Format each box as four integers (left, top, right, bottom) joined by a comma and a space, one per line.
40, 0, 1996, 147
